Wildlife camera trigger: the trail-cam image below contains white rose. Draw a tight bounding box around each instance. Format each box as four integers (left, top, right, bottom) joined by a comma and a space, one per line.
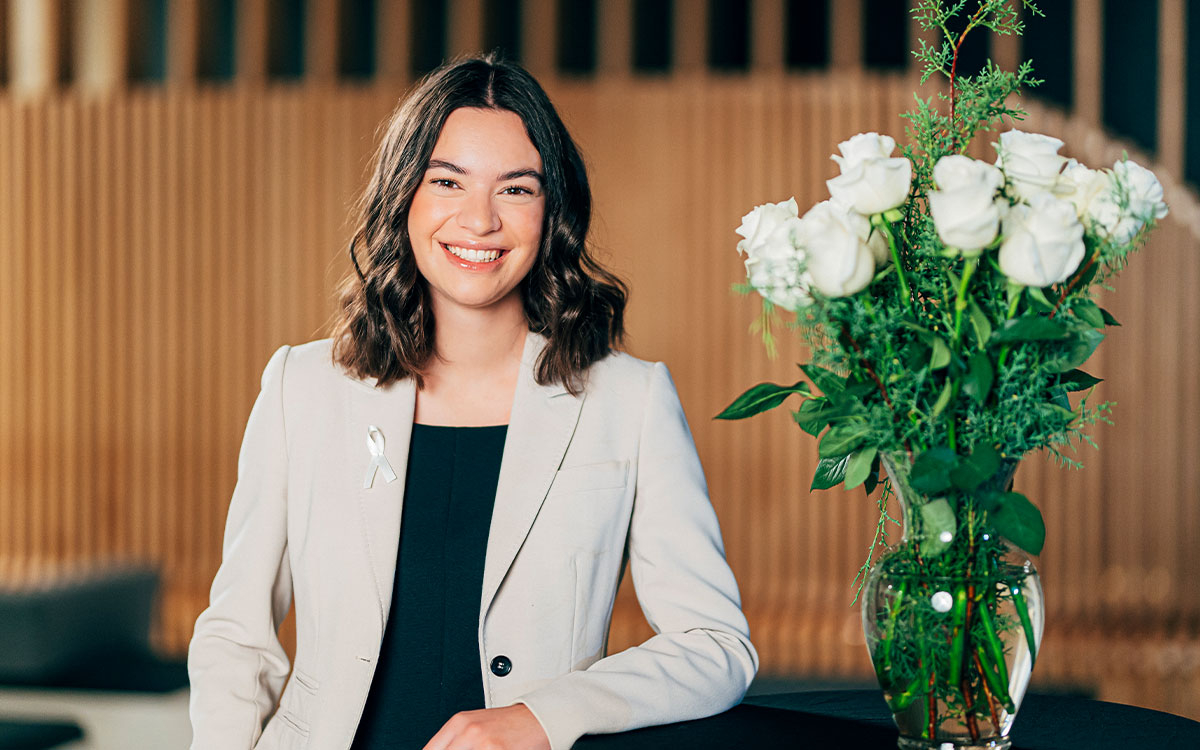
736, 198, 812, 309
1056, 159, 1108, 218
826, 132, 913, 215
1086, 159, 1169, 244
830, 194, 890, 265
928, 155, 1005, 254
994, 129, 1067, 202
794, 200, 877, 298
999, 192, 1086, 287
831, 132, 898, 169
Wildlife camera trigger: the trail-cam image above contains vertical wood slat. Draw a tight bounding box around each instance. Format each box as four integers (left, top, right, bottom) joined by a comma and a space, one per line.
447, 0, 484, 58
750, 0, 785, 74
1, 75, 1199, 715
520, 0, 556, 78
596, 0, 632, 76
166, 0, 198, 85
75, 0, 128, 96
9, 0, 60, 97
236, 0, 269, 85
1074, 0, 1102, 125
307, 0, 339, 82
673, 0, 707, 74
377, 0, 413, 80
1157, 0, 1185, 179
0, 98, 13, 571
830, 0, 863, 71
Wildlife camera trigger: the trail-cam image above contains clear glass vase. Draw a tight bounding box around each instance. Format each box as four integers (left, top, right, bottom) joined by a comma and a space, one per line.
862, 454, 1044, 750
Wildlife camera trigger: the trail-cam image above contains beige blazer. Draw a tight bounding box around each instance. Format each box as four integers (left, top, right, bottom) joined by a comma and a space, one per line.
187, 332, 758, 750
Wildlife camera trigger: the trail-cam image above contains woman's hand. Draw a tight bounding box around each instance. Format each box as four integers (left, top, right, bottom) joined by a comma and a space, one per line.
423, 704, 551, 750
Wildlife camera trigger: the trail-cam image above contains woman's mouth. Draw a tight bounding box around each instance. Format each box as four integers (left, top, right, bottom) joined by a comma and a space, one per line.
441, 242, 508, 265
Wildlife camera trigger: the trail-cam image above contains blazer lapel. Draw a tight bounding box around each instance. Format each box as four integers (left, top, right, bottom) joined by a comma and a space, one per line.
481, 333, 584, 616
345, 374, 416, 629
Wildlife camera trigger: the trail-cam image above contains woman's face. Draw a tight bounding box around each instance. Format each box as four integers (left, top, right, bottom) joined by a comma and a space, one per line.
408, 107, 546, 315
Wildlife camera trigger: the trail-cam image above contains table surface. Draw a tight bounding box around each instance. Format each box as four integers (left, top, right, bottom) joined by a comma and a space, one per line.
573, 689, 1200, 749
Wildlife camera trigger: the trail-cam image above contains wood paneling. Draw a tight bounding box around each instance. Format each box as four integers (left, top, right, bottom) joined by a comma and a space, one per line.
1, 74, 1198, 720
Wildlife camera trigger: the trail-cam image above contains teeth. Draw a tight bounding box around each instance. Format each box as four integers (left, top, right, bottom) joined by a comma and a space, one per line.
444, 244, 502, 263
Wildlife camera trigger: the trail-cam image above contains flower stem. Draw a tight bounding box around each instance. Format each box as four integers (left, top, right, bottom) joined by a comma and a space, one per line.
1049, 254, 1099, 319
953, 257, 979, 344
877, 217, 913, 314
973, 647, 1003, 731
998, 290, 1022, 369
1012, 585, 1038, 663
948, 5, 989, 148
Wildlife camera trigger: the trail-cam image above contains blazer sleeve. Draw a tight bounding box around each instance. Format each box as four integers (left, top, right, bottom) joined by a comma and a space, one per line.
187, 345, 294, 750
515, 361, 760, 750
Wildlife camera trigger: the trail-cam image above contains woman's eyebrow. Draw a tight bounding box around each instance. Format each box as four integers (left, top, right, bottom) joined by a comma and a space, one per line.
427, 158, 467, 174
498, 168, 544, 184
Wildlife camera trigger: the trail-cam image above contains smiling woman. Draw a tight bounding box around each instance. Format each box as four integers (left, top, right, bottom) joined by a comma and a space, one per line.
186, 54, 758, 750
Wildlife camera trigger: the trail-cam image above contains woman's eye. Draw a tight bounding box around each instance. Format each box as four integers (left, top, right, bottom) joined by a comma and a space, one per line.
430, 178, 459, 188
501, 185, 533, 196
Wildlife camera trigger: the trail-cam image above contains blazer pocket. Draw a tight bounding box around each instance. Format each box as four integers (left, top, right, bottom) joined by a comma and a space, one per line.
550, 460, 629, 495
254, 712, 309, 750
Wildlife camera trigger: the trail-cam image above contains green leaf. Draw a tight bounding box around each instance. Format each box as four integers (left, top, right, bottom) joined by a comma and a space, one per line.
909, 447, 957, 495
1100, 307, 1121, 327
929, 336, 951, 370
1070, 298, 1105, 329
716, 380, 812, 420
818, 422, 870, 458
990, 315, 1070, 343
1025, 286, 1055, 313
1045, 328, 1104, 373
863, 455, 882, 495
901, 341, 930, 372
987, 492, 1046, 555
968, 300, 992, 347
812, 454, 851, 491
792, 398, 831, 437
918, 498, 957, 557
1047, 386, 1070, 412
1059, 369, 1102, 392
963, 351, 994, 405
844, 446, 879, 490
800, 364, 846, 397
931, 379, 954, 418
950, 444, 1001, 491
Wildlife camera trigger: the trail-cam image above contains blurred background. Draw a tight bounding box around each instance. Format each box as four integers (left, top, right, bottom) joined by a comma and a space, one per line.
0, 0, 1197, 747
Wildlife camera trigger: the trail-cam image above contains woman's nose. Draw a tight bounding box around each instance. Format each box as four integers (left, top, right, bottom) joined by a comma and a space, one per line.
456, 190, 501, 235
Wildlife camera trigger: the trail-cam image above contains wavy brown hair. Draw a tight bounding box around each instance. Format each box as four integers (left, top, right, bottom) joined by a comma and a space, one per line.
329, 54, 626, 394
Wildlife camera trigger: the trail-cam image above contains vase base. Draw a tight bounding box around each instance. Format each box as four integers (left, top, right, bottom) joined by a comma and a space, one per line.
897, 738, 1011, 750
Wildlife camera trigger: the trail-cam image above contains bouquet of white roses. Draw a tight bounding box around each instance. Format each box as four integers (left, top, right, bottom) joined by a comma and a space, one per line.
718, 1, 1167, 745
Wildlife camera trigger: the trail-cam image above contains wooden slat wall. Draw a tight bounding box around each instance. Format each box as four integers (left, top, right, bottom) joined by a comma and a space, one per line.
1, 75, 1199, 719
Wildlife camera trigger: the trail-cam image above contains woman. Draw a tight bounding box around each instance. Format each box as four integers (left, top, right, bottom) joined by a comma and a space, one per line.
187, 55, 757, 750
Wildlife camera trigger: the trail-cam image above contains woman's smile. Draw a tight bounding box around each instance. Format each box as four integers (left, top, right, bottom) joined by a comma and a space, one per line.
440, 241, 511, 267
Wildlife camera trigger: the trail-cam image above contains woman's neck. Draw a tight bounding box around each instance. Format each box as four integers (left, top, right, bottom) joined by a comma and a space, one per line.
428, 294, 528, 375
414, 294, 527, 426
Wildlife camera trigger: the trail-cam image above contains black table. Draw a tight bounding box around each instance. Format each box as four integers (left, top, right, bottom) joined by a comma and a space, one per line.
573, 690, 1200, 749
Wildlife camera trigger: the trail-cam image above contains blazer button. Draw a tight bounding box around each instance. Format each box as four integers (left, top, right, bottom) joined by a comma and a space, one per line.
489, 655, 512, 677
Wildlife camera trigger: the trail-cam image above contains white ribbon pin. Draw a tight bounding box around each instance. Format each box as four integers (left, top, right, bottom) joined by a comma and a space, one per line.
363, 424, 398, 489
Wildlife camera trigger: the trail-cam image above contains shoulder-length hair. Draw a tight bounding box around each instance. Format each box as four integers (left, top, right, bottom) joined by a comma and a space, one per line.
329, 54, 626, 394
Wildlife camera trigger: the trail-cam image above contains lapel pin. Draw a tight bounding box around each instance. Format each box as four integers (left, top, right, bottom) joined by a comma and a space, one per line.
363, 424, 398, 489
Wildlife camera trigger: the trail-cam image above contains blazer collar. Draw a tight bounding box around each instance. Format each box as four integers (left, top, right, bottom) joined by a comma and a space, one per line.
346, 331, 584, 630
481, 333, 583, 616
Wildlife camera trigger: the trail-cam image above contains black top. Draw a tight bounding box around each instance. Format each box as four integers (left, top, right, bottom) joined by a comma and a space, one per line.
351, 423, 508, 750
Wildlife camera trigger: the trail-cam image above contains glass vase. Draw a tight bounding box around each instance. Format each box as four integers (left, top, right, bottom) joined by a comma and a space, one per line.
862, 454, 1044, 750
